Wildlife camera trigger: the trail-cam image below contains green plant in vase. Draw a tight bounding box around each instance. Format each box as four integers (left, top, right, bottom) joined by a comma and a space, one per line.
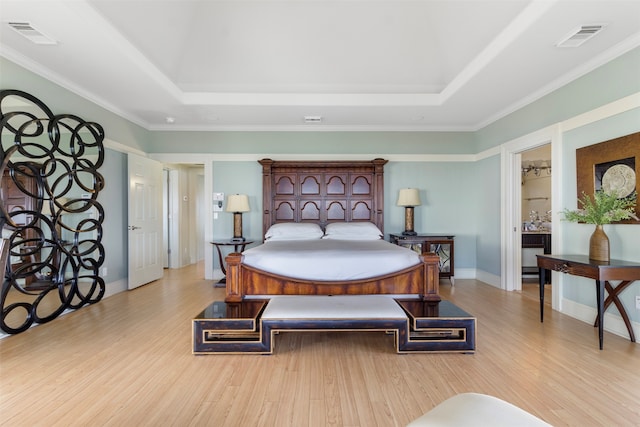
562, 190, 638, 261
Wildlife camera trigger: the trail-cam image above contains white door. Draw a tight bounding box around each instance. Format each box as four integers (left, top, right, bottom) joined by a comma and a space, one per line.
128, 153, 163, 290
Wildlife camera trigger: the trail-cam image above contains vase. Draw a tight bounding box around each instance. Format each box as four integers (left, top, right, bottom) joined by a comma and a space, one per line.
589, 224, 610, 262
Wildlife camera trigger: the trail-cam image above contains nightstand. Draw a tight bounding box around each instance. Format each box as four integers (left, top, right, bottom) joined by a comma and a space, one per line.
211, 239, 255, 286
389, 234, 455, 285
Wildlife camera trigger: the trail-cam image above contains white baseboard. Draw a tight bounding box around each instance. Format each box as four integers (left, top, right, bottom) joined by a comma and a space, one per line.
452, 268, 476, 280
561, 298, 639, 344
476, 270, 501, 288
212, 268, 224, 283
103, 278, 128, 298
446, 268, 501, 288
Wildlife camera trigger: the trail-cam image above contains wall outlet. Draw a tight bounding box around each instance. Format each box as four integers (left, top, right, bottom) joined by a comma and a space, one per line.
636, 295, 640, 310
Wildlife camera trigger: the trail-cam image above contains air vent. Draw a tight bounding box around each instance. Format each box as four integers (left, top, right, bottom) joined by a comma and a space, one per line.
304, 116, 322, 124
8, 22, 57, 45
556, 24, 605, 48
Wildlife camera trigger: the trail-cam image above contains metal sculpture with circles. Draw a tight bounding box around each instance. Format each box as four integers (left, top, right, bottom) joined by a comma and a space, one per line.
0, 89, 105, 334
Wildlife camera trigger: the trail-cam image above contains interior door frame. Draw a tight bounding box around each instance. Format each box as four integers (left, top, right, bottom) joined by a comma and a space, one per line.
168, 168, 181, 269
162, 169, 170, 269
149, 154, 215, 280
501, 124, 562, 311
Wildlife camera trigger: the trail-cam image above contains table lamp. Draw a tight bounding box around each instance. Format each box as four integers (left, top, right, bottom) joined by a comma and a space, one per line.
397, 188, 421, 236
226, 194, 250, 241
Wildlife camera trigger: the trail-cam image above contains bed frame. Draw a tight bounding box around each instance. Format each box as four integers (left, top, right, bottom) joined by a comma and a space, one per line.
224, 158, 440, 303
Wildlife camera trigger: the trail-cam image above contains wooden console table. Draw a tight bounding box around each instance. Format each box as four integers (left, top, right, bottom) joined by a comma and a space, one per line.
536, 254, 640, 350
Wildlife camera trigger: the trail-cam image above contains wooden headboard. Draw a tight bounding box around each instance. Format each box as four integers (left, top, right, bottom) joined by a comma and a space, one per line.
259, 158, 388, 236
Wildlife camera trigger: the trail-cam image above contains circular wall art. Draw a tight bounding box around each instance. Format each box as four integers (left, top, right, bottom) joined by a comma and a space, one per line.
602, 164, 636, 198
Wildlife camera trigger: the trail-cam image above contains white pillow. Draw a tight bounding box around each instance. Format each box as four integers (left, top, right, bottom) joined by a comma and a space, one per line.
322, 233, 382, 240
265, 222, 324, 241
322, 222, 383, 240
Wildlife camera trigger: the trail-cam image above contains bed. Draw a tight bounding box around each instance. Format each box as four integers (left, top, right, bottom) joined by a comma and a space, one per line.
224, 158, 440, 303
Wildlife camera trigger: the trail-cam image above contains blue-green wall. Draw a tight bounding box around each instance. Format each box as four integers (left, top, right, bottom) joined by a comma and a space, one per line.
0, 58, 150, 151
475, 47, 640, 152
472, 155, 502, 277
147, 131, 475, 154
385, 161, 479, 269
212, 161, 263, 243
2, 46, 640, 329
98, 149, 129, 283
560, 108, 640, 322
472, 46, 640, 284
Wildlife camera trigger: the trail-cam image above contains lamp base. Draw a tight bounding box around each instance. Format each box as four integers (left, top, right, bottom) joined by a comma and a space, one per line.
233, 212, 244, 241
402, 206, 417, 236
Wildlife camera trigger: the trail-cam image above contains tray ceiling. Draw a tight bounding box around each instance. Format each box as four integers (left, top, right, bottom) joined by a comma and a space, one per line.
1, 0, 639, 131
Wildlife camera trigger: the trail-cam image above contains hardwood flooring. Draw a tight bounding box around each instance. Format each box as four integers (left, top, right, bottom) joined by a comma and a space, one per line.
1, 264, 639, 426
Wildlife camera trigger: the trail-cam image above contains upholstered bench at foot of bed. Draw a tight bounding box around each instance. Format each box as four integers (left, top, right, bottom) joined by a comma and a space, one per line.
406, 393, 552, 427
261, 295, 407, 320
193, 296, 476, 354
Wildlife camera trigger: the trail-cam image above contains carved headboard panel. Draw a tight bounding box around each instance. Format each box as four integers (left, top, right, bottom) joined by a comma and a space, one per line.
259, 159, 388, 236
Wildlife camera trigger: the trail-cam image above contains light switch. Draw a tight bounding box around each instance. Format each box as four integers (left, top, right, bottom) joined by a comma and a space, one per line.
213, 192, 224, 211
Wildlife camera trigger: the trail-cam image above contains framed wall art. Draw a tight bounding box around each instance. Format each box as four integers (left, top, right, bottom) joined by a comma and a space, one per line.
576, 131, 639, 223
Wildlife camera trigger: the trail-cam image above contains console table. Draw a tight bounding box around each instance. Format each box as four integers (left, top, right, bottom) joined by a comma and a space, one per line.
536, 254, 640, 350
390, 234, 454, 285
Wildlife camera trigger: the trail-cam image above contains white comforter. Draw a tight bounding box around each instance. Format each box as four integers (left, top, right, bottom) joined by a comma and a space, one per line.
241, 239, 421, 281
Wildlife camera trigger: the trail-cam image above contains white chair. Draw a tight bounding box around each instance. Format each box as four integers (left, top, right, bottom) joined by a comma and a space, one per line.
407, 393, 552, 427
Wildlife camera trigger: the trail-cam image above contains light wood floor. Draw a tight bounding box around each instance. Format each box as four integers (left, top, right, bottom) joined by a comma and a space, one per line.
1, 264, 639, 427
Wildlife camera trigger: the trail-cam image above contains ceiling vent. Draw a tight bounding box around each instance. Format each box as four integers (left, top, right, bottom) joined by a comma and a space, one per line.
304, 116, 322, 124
556, 24, 605, 48
8, 22, 57, 45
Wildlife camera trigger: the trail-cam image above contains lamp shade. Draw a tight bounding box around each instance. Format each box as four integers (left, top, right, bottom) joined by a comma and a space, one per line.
397, 188, 421, 207
226, 194, 250, 212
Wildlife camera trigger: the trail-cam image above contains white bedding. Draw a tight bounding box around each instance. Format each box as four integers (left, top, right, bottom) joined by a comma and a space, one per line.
241, 239, 420, 281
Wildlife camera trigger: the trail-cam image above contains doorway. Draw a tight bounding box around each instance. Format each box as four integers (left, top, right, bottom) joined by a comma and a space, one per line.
161, 164, 205, 273
501, 124, 561, 313
520, 145, 552, 297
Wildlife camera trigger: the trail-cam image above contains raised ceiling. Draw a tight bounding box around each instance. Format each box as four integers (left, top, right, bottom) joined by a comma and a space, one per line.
1, 0, 639, 131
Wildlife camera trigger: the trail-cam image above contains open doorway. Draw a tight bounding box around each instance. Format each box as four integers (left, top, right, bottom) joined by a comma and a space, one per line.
501, 123, 560, 314
520, 145, 552, 299
162, 164, 205, 273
